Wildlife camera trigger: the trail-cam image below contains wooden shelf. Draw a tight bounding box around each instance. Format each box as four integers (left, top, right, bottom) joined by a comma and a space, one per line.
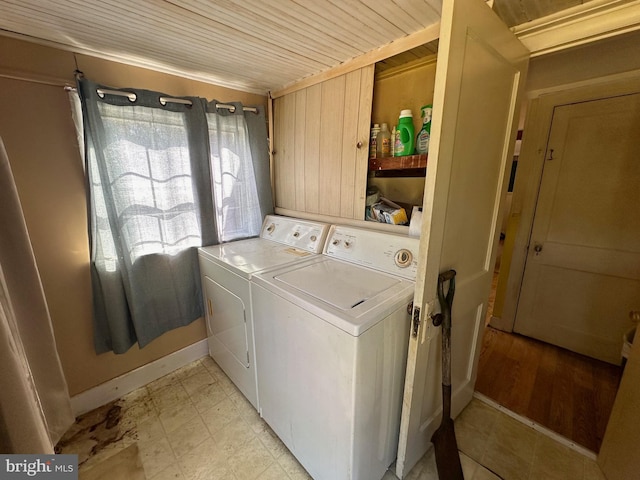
368, 154, 427, 171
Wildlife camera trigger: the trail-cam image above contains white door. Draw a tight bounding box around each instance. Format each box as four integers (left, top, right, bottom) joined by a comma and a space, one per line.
598, 328, 640, 479
513, 94, 640, 364
395, 0, 529, 476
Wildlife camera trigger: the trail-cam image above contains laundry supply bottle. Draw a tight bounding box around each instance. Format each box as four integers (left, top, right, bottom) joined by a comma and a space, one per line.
369, 123, 380, 159
376, 123, 391, 157
394, 109, 415, 156
416, 104, 432, 155
390, 125, 396, 156
393, 126, 401, 157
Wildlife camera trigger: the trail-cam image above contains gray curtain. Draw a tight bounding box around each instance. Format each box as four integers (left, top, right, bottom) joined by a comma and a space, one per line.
0, 137, 74, 452
77, 78, 272, 354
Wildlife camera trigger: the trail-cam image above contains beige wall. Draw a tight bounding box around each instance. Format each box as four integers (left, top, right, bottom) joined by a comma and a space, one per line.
0, 36, 267, 395
527, 29, 640, 93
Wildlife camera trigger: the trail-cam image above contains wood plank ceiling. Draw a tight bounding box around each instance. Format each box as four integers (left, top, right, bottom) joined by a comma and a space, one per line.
0, 0, 591, 94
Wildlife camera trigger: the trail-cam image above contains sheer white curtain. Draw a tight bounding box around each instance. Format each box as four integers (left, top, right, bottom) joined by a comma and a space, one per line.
206, 105, 262, 242
0, 137, 74, 452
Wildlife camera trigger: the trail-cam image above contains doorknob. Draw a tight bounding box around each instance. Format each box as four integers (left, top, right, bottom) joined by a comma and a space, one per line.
533, 243, 543, 255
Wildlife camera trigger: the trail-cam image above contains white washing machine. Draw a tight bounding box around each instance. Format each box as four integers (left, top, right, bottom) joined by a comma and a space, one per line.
197, 215, 329, 409
252, 225, 419, 480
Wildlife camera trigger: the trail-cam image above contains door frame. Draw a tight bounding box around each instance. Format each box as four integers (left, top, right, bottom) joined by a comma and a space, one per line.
493, 72, 640, 333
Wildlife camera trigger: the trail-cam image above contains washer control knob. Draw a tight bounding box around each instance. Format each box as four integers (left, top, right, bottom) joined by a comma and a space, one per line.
310, 235, 317, 242
332, 239, 340, 246
266, 223, 275, 233
293, 231, 300, 238
395, 249, 413, 268
344, 241, 351, 248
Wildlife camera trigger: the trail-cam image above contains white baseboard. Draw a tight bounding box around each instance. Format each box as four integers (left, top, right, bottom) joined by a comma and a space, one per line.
70, 339, 209, 416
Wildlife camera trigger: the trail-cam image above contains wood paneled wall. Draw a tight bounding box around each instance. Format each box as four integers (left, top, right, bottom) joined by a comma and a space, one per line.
272, 65, 373, 220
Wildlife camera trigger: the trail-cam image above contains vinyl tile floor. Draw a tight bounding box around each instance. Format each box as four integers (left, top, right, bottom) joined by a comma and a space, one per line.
57, 357, 607, 480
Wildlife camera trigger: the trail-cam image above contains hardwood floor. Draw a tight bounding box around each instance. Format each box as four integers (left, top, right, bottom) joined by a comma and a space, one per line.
475, 326, 622, 453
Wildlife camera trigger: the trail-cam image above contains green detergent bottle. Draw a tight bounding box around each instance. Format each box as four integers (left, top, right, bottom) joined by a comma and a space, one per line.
416, 105, 432, 155
394, 109, 415, 156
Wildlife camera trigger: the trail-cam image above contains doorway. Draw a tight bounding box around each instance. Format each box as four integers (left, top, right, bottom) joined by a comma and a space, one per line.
512, 94, 640, 364
476, 323, 622, 452
475, 78, 640, 453
478, 232, 622, 453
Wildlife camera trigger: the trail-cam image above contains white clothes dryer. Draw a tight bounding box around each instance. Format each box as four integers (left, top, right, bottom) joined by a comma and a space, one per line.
252, 225, 420, 480
197, 215, 329, 409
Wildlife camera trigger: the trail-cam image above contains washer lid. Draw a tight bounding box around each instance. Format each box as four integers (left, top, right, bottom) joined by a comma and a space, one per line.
275, 260, 401, 310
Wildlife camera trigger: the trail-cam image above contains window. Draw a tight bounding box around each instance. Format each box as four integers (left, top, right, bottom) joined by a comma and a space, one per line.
206, 111, 262, 242
94, 103, 202, 265
76, 78, 272, 353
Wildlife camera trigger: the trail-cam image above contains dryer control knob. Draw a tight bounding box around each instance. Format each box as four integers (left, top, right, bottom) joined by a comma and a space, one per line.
332, 239, 340, 246
266, 223, 275, 233
310, 235, 317, 242
293, 231, 300, 237
395, 249, 413, 268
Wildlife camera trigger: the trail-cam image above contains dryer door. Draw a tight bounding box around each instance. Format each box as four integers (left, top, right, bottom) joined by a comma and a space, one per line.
203, 276, 250, 368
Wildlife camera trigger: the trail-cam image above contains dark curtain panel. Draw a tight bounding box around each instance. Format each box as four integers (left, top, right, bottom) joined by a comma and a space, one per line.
243, 104, 274, 222
78, 78, 215, 353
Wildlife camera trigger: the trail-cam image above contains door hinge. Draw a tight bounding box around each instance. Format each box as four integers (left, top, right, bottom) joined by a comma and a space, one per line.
412, 306, 421, 337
